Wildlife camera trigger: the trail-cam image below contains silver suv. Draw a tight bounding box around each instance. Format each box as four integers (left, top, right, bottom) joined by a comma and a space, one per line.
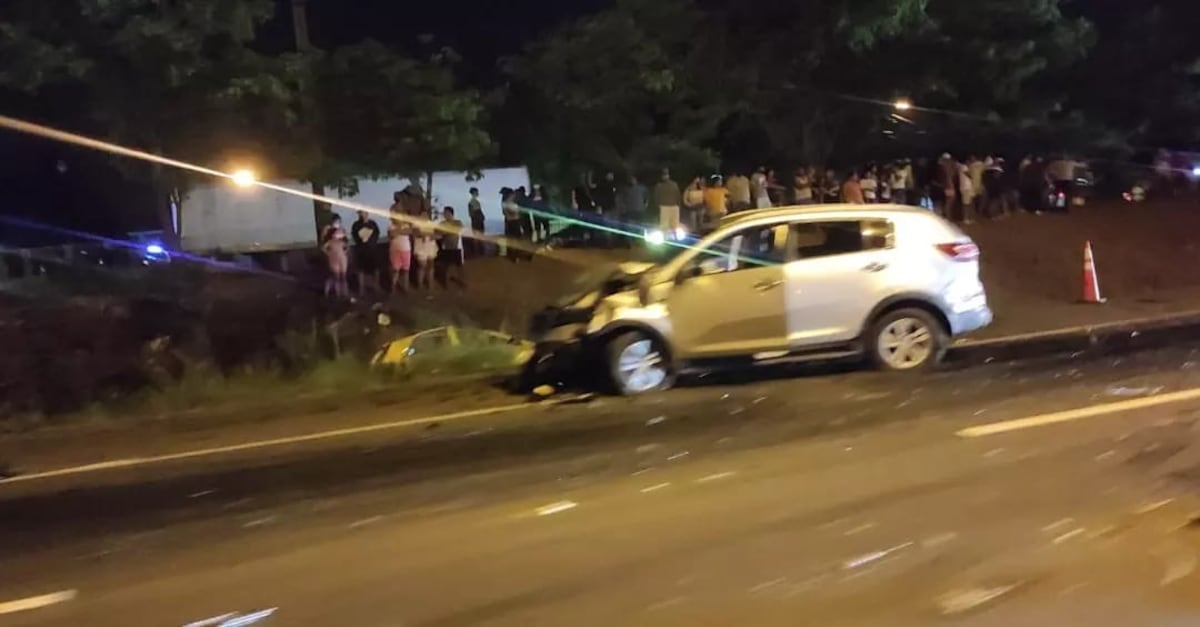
527, 205, 992, 395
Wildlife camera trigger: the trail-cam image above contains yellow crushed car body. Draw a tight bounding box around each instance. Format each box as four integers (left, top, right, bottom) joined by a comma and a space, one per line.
371, 326, 535, 367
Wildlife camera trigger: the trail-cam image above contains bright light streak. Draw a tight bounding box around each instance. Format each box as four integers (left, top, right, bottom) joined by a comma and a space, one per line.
231, 169, 256, 187
894, 98, 913, 111
1191, 166, 1200, 178
645, 229, 666, 245
145, 243, 165, 255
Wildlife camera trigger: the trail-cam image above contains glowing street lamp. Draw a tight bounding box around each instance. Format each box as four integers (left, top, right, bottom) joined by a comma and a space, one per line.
231, 168, 257, 188
893, 98, 913, 111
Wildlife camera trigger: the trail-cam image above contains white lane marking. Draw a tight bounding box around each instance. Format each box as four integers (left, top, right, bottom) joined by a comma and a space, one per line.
956, 387, 1200, 438
1042, 518, 1076, 534
695, 471, 736, 484
0, 590, 77, 615
0, 402, 534, 486
640, 482, 671, 493
535, 500, 578, 516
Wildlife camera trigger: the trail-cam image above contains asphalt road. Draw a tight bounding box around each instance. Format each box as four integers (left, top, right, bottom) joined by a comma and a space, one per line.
6, 345, 1200, 625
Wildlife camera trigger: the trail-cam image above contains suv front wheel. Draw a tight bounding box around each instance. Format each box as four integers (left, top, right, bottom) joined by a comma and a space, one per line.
868, 308, 947, 372
606, 331, 674, 395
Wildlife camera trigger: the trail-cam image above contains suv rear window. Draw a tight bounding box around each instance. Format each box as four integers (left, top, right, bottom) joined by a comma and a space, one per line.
791, 220, 893, 259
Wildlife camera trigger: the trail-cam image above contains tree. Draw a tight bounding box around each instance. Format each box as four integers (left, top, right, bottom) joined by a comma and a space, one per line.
1068, 0, 1200, 149
500, 0, 733, 186
0, 0, 297, 246
316, 41, 493, 205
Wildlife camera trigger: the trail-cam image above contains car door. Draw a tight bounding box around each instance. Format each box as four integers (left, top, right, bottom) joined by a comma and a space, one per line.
667, 222, 791, 358
784, 219, 897, 346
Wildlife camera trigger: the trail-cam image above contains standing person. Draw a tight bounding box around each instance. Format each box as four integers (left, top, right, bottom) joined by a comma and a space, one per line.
766, 169, 785, 206
501, 188, 524, 260
958, 161, 976, 223
860, 167, 879, 203
751, 167, 771, 209
682, 177, 705, 230
412, 228, 438, 291
350, 210, 381, 297
466, 187, 486, 257
654, 168, 682, 233
842, 171, 865, 204
878, 166, 893, 204
793, 167, 815, 205
530, 185, 552, 242
387, 218, 412, 293
1019, 156, 1047, 214
726, 170, 752, 213
982, 157, 1007, 219
702, 175, 728, 231
320, 215, 350, 299
437, 207, 467, 290
934, 153, 958, 218
1046, 155, 1076, 212
968, 155, 986, 217
891, 159, 912, 205
515, 186, 535, 241
592, 172, 617, 215
822, 169, 841, 203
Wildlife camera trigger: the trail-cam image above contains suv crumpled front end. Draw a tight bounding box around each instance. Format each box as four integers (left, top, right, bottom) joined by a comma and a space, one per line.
519, 262, 661, 391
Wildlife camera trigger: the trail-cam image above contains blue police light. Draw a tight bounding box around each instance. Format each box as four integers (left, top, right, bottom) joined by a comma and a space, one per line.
145, 243, 165, 255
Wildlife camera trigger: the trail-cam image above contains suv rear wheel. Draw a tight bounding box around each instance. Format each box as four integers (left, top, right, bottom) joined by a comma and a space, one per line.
606, 331, 673, 395
868, 308, 947, 372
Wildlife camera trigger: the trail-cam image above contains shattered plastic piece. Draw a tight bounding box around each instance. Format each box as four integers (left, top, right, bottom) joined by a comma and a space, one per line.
531, 384, 556, 398
937, 584, 1019, 615
1105, 385, 1163, 397
646, 415, 667, 426
843, 542, 913, 569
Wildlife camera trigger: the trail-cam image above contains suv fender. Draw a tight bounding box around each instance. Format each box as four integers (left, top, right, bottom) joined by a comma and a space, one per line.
860, 292, 952, 338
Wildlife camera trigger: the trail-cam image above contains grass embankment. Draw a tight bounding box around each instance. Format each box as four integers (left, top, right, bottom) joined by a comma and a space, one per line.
1, 338, 524, 434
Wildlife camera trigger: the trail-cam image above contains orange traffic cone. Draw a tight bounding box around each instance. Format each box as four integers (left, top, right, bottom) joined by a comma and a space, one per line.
1081, 240, 1106, 304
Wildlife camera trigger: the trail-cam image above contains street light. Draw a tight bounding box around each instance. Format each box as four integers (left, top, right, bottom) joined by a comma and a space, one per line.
231, 168, 257, 188
893, 98, 913, 111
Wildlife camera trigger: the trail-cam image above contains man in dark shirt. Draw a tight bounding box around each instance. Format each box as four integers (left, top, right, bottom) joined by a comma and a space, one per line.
437, 206, 467, 289
350, 210, 381, 296
467, 187, 486, 257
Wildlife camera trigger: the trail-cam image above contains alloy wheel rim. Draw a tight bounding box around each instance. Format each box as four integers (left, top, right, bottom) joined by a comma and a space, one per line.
878, 317, 934, 369
617, 339, 667, 392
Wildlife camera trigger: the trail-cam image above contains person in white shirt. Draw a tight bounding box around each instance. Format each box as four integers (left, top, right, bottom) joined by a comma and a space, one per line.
958, 162, 976, 223
751, 166, 772, 208
412, 229, 439, 290
860, 167, 879, 203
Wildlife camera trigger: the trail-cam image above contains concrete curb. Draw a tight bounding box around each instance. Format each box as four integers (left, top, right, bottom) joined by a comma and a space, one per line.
947, 310, 1200, 366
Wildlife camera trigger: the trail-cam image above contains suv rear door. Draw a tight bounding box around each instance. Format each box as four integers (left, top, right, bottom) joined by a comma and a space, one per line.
783, 218, 896, 346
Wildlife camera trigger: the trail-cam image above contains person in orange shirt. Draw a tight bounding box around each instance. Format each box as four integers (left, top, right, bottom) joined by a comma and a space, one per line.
702, 175, 728, 230
842, 171, 865, 204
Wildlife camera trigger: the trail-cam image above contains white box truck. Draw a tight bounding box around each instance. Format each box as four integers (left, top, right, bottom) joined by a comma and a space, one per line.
179, 167, 532, 257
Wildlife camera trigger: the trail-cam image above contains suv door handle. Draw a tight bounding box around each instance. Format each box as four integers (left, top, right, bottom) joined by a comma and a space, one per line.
754, 279, 784, 292
861, 262, 888, 273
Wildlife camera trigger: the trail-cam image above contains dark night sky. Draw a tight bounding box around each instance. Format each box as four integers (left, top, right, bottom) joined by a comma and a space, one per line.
0, 0, 610, 245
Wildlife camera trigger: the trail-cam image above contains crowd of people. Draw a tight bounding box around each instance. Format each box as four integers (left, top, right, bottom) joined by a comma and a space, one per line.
314, 153, 1090, 299
635, 154, 1087, 235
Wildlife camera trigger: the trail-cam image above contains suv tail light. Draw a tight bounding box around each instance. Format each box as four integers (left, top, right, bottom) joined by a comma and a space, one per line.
936, 242, 979, 261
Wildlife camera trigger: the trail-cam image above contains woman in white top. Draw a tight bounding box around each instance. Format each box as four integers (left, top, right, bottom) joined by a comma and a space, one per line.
860, 169, 879, 203
751, 167, 772, 209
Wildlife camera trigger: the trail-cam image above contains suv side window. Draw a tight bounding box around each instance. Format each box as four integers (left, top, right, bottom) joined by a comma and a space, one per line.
791, 220, 893, 259
694, 223, 789, 274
